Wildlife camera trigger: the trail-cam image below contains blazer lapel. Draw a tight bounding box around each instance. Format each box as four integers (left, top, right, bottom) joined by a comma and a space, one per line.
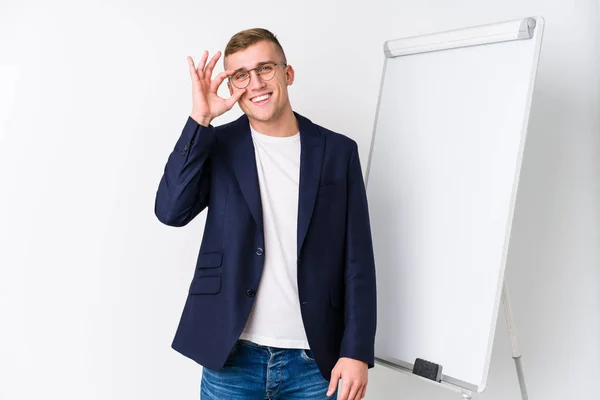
228, 112, 324, 250
296, 113, 325, 257
230, 115, 264, 232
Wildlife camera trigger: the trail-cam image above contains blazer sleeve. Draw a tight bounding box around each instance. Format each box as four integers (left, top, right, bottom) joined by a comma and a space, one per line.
339, 141, 377, 368
154, 117, 217, 227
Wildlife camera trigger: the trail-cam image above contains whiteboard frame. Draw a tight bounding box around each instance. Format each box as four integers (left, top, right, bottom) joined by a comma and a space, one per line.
365, 16, 545, 393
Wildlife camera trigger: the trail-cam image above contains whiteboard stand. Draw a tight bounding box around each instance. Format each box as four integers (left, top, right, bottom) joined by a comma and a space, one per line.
367, 15, 545, 399
502, 279, 528, 400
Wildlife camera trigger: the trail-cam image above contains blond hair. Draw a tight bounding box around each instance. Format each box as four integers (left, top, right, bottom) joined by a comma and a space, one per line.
224, 28, 287, 63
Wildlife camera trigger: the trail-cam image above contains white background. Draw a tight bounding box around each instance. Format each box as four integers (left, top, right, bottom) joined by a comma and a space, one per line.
0, 1, 598, 399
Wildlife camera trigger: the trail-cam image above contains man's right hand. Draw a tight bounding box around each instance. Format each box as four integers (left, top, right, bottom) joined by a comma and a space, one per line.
188, 51, 246, 127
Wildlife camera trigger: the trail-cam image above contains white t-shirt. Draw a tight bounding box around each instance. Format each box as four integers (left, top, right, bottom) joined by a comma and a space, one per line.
239, 124, 309, 349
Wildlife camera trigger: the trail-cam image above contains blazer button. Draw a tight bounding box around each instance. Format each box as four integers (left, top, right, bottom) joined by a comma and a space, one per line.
256, 248, 264, 256
246, 289, 256, 297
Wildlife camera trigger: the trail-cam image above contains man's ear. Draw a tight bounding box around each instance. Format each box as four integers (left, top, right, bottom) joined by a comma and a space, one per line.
286, 64, 295, 86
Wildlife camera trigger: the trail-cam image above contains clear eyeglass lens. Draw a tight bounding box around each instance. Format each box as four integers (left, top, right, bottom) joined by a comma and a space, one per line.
232, 63, 278, 88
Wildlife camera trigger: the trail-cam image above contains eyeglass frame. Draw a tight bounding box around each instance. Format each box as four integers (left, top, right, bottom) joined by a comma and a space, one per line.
228, 61, 288, 89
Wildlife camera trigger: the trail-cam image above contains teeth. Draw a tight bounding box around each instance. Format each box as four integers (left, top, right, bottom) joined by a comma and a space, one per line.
252, 94, 270, 103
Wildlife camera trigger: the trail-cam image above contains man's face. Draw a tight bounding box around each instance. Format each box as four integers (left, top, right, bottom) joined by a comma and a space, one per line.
225, 40, 294, 124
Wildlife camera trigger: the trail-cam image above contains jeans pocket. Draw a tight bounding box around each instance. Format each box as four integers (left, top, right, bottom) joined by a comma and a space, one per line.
300, 349, 316, 363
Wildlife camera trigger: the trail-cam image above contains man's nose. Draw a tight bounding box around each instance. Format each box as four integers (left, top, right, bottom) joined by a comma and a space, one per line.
247, 70, 266, 91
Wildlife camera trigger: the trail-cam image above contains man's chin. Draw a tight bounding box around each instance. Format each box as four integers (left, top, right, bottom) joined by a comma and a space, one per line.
246, 110, 276, 123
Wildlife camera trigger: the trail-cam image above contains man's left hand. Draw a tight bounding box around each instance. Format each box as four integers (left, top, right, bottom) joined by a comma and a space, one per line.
327, 357, 368, 400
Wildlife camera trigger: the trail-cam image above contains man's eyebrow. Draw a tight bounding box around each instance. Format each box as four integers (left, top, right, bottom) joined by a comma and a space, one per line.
232, 61, 274, 73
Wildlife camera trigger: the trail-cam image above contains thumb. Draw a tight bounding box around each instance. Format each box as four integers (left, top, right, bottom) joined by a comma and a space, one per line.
327, 369, 340, 396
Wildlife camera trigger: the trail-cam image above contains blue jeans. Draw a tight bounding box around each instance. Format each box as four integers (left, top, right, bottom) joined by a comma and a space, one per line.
200, 340, 338, 399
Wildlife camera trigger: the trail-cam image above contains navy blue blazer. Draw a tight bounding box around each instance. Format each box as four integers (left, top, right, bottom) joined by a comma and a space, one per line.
155, 112, 377, 381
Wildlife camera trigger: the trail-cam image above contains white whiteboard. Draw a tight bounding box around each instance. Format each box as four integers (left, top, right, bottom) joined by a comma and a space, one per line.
366, 17, 544, 392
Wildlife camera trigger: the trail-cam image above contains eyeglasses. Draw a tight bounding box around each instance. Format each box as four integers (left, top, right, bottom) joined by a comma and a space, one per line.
228, 61, 287, 89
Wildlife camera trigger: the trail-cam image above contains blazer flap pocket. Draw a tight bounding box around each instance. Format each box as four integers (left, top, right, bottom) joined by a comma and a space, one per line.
197, 252, 223, 269
189, 276, 221, 295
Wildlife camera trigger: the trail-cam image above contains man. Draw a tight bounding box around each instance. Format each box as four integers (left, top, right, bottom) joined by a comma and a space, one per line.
155, 28, 377, 400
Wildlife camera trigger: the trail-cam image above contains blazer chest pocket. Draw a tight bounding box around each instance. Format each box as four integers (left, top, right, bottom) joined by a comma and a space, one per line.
317, 182, 344, 215
189, 276, 221, 295
318, 181, 343, 197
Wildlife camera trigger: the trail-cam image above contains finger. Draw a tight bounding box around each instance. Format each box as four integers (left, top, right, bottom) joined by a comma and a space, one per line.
347, 382, 360, 400
187, 56, 200, 83
210, 70, 234, 94
327, 370, 341, 397
203, 51, 222, 82
360, 385, 367, 399
337, 379, 350, 400
196, 50, 209, 79
225, 88, 246, 109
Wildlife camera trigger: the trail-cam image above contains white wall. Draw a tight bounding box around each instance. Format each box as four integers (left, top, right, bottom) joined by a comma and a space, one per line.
0, 1, 597, 399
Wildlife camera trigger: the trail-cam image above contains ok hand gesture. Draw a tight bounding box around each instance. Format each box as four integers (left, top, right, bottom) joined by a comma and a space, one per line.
188, 50, 246, 127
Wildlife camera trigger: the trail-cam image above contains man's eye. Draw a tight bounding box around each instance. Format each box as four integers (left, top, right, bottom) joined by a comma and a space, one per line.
259, 65, 273, 73
235, 73, 248, 80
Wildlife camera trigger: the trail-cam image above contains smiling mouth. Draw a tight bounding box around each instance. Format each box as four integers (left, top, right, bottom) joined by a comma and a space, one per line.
250, 93, 272, 105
